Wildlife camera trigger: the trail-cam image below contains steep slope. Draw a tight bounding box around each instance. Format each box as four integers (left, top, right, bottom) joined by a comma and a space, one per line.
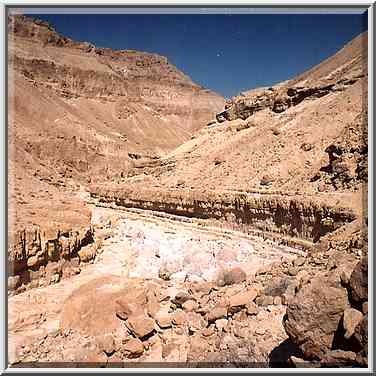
122, 32, 367, 201
8, 15, 224, 232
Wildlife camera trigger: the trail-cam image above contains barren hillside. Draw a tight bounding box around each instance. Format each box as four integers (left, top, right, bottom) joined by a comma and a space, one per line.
8, 15, 224, 231
121, 32, 367, 202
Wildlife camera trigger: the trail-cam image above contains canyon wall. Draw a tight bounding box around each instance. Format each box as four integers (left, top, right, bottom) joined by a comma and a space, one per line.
8, 225, 102, 295
90, 187, 356, 247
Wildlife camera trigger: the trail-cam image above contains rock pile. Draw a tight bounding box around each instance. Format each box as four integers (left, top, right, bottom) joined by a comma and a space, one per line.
39, 268, 289, 366
282, 221, 368, 367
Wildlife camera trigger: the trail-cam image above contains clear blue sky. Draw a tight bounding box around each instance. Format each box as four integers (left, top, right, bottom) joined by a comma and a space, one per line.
29, 13, 367, 99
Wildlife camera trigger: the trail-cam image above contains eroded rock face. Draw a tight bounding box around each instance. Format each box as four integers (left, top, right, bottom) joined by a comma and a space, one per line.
8, 225, 96, 295
125, 315, 156, 339
314, 113, 368, 191
8, 15, 224, 176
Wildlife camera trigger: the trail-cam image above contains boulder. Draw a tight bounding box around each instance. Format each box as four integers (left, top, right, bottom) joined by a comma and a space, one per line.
60, 276, 131, 336
188, 335, 210, 361
283, 277, 349, 359
255, 295, 274, 306
343, 308, 363, 339
115, 300, 142, 321
201, 327, 215, 337
354, 314, 368, 358
245, 302, 258, 315
125, 315, 156, 339
172, 292, 192, 306
172, 310, 187, 326
155, 313, 172, 329
294, 257, 306, 267
182, 300, 198, 312
229, 289, 257, 311
222, 267, 246, 286
186, 312, 206, 332
123, 338, 144, 358
321, 350, 358, 366
206, 306, 227, 322
348, 258, 368, 304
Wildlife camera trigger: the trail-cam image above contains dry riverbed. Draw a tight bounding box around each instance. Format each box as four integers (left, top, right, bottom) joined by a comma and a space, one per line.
8, 206, 304, 366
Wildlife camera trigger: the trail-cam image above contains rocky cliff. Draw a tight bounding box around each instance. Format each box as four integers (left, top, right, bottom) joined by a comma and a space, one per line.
8, 15, 224, 254
90, 186, 356, 248
8, 15, 224, 182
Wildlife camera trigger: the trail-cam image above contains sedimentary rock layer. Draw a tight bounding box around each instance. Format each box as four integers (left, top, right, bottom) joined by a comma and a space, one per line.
90, 187, 356, 244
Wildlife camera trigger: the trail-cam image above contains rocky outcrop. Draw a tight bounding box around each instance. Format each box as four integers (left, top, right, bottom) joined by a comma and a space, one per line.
216, 76, 364, 123
90, 187, 356, 246
8, 225, 98, 295
312, 112, 368, 191
216, 32, 367, 125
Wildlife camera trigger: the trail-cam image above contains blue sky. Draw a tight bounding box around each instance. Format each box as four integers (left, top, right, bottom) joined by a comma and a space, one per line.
30, 13, 367, 99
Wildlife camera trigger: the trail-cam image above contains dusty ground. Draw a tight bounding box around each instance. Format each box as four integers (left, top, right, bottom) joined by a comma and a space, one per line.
9, 206, 300, 366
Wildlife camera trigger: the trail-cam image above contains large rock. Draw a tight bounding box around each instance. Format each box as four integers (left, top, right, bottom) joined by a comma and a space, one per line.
348, 258, 368, 304
155, 313, 172, 329
343, 308, 363, 340
354, 314, 368, 358
283, 276, 350, 359
60, 276, 129, 336
172, 292, 192, 306
123, 338, 144, 358
228, 289, 257, 312
222, 267, 246, 286
206, 306, 227, 322
115, 300, 143, 321
125, 315, 156, 339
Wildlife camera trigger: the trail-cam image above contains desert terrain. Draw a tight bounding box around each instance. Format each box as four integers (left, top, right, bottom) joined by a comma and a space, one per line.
8, 15, 368, 368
